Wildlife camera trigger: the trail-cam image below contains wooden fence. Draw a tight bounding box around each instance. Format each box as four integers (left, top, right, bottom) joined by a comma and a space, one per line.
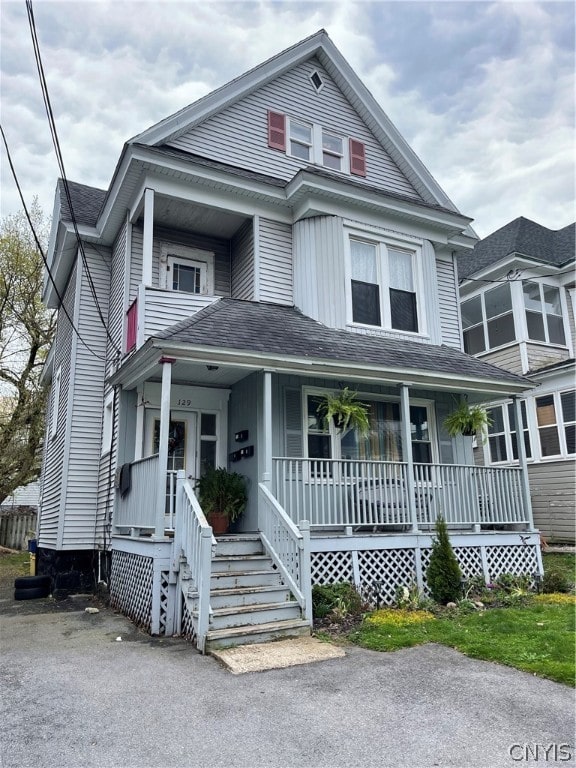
0, 509, 37, 550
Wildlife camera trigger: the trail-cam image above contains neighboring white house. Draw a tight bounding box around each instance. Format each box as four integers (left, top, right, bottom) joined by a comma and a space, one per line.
38, 30, 541, 651
457, 217, 575, 544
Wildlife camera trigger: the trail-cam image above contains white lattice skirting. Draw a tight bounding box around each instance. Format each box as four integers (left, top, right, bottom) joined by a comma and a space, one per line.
110, 539, 175, 636
110, 550, 154, 631
311, 534, 542, 606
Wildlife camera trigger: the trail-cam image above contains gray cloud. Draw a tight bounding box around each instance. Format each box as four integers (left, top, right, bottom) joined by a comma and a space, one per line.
1, 0, 573, 240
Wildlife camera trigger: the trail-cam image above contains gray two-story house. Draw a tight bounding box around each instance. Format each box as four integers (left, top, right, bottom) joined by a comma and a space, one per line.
38, 31, 540, 651
458, 217, 575, 544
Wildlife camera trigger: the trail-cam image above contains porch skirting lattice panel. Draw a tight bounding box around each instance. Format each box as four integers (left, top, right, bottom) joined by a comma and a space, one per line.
110, 550, 154, 631
110, 537, 176, 636
310, 532, 542, 606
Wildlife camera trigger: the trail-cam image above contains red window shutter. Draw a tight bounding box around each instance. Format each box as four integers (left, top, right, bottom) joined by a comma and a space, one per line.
126, 298, 138, 352
268, 110, 286, 151
349, 139, 366, 177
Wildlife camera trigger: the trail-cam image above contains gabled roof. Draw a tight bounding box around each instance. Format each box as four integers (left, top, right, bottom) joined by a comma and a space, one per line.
130, 30, 468, 218
458, 217, 575, 280
155, 298, 528, 387
57, 179, 107, 228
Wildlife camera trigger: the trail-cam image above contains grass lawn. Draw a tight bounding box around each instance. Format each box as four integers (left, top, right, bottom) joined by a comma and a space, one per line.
350, 595, 575, 687
542, 551, 575, 579
0, 550, 29, 581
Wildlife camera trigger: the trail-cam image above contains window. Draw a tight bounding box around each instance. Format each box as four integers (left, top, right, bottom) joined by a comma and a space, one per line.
160, 245, 214, 295
268, 111, 365, 176
523, 282, 566, 345
486, 402, 531, 464
535, 390, 575, 458
349, 236, 419, 333
322, 132, 343, 171
305, 392, 434, 464
288, 120, 313, 161
461, 283, 515, 354
310, 70, 324, 92
50, 366, 62, 440
101, 392, 114, 456
199, 413, 218, 476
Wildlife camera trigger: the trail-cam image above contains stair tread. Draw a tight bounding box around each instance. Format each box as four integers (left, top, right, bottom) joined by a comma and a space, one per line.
213, 554, 269, 562
211, 568, 278, 577
211, 585, 290, 597
211, 601, 298, 617
206, 618, 310, 640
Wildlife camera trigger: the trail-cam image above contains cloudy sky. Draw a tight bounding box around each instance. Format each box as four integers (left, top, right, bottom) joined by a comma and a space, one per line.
1, 0, 574, 239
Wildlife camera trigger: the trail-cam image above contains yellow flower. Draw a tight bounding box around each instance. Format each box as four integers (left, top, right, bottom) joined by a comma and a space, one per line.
365, 608, 435, 627
533, 593, 576, 605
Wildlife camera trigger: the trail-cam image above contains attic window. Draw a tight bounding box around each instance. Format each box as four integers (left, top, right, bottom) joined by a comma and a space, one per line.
310, 71, 324, 92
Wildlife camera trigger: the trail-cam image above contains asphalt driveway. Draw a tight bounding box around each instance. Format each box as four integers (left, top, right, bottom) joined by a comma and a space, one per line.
1, 597, 574, 768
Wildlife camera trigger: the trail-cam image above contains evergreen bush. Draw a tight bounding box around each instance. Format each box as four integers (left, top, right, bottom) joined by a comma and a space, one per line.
426, 516, 462, 604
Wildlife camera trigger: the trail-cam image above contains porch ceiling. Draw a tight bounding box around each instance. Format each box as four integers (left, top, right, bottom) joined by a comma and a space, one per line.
141, 193, 249, 239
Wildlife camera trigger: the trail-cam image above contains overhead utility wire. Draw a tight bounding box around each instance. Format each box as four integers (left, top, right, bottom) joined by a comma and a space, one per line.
1, 124, 107, 363
459, 268, 575, 286
26, 0, 120, 356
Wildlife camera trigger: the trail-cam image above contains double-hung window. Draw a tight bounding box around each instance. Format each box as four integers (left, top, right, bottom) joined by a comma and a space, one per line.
349, 237, 419, 333
523, 282, 566, 345
305, 392, 435, 465
161, 245, 214, 295
288, 120, 313, 162
486, 402, 531, 464
535, 390, 575, 458
461, 283, 515, 354
322, 131, 344, 171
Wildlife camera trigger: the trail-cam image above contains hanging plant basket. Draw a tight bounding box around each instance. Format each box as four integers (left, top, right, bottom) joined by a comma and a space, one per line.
316, 388, 370, 437
443, 399, 492, 440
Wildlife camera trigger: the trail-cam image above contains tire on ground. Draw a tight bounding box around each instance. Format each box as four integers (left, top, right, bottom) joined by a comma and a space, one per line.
14, 575, 51, 590
14, 586, 51, 600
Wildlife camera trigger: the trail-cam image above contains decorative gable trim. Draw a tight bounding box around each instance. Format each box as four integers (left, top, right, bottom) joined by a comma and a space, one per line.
349, 139, 366, 177
267, 110, 286, 150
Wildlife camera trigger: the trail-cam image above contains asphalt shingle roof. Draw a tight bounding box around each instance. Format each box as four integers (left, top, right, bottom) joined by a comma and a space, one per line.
457, 217, 575, 279
156, 298, 528, 385
58, 179, 107, 227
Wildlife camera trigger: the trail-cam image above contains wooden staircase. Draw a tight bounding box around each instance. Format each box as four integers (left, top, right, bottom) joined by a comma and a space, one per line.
185, 533, 310, 651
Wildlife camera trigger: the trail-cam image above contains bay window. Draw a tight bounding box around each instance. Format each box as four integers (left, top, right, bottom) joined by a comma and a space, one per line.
349, 236, 419, 333
523, 282, 566, 345
462, 283, 515, 354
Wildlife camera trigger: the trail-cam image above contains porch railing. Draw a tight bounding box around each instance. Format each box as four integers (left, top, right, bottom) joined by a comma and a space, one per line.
174, 471, 215, 653
272, 458, 529, 530
114, 454, 159, 531
258, 483, 312, 623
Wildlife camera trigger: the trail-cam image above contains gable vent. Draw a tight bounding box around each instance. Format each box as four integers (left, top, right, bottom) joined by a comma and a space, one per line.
310, 70, 324, 92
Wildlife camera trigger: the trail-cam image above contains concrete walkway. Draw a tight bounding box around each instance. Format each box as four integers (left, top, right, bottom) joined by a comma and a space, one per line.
1, 600, 574, 768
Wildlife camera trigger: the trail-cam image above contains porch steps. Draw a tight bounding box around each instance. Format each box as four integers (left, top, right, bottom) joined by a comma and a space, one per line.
202, 534, 310, 651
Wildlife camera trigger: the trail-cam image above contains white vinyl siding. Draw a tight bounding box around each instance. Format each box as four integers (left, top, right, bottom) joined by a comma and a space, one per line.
38, 263, 77, 548
528, 460, 576, 543
168, 57, 421, 200
231, 219, 254, 300
259, 218, 293, 305
63, 246, 110, 549
436, 257, 461, 348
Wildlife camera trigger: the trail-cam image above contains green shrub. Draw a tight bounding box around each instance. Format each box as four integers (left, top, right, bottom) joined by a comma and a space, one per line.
426, 516, 462, 604
543, 567, 572, 594
312, 582, 364, 620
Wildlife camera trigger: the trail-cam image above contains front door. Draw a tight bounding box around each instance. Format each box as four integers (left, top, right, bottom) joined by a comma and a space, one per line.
145, 410, 197, 527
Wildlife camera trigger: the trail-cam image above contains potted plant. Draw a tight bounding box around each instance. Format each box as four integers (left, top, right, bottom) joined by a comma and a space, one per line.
316, 387, 371, 437
443, 399, 492, 440
195, 467, 247, 535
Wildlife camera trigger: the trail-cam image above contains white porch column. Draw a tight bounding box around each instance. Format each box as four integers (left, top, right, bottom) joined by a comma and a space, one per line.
134, 384, 144, 461
512, 395, 535, 530
155, 357, 175, 537
400, 383, 418, 532
262, 370, 273, 487
142, 188, 154, 287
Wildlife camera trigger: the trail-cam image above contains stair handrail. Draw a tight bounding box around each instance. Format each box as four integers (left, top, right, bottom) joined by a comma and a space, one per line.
258, 482, 312, 623
174, 470, 215, 652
